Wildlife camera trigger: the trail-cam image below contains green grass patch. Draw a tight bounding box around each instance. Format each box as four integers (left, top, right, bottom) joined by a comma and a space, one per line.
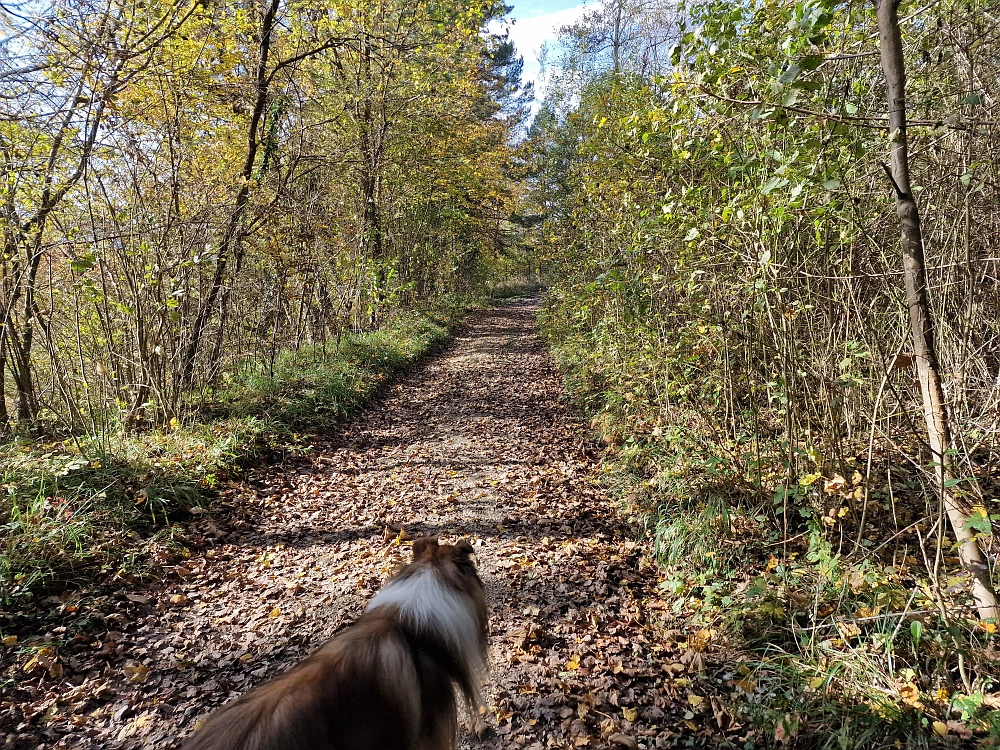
215, 311, 453, 427
1, 307, 466, 605
490, 275, 546, 300
541, 302, 1000, 749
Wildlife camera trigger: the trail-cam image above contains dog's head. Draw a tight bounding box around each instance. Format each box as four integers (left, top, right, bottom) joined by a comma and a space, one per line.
411, 536, 474, 564
406, 537, 487, 642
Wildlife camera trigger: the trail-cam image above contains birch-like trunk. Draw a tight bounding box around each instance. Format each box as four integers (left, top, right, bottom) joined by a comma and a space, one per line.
876, 0, 998, 621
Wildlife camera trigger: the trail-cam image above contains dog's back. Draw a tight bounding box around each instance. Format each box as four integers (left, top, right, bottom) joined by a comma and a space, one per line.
181, 538, 486, 750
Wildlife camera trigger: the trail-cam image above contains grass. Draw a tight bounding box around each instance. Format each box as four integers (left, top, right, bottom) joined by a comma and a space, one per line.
489, 274, 546, 299
0, 307, 466, 606
541, 308, 1000, 749
215, 311, 454, 426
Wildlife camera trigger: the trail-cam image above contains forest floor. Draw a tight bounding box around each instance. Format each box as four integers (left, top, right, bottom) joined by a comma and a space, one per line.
1, 299, 741, 750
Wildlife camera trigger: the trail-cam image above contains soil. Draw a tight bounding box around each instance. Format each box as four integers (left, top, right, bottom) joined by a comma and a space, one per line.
1, 300, 730, 750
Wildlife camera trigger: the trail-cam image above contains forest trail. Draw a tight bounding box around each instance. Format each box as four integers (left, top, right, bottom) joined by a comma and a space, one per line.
5, 301, 728, 750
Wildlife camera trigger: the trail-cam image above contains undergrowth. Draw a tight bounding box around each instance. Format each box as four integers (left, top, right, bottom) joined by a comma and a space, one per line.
491, 278, 547, 300
1, 307, 465, 605
541, 301, 1000, 749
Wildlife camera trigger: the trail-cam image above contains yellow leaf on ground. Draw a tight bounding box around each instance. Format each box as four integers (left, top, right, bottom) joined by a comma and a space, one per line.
23, 646, 56, 674
565, 654, 580, 670
269, 608, 281, 618
691, 628, 715, 652
688, 694, 706, 708
622, 707, 638, 722
932, 721, 949, 736
899, 683, 923, 709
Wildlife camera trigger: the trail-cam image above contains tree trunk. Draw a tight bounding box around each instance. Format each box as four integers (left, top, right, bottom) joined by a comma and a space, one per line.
876, 0, 998, 621
180, 0, 280, 390
357, 36, 388, 324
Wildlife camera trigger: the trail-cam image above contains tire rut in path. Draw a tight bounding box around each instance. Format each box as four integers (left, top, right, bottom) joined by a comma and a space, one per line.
6, 300, 698, 750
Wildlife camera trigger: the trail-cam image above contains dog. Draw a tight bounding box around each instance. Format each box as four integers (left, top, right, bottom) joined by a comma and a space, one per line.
180, 537, 488, 750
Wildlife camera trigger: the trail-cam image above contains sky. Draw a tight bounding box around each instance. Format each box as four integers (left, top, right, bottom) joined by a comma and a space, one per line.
492, 0, 591, 101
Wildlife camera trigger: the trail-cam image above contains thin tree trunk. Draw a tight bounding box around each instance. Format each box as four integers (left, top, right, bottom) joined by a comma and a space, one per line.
876, 0, 998, 621
180, 0, 281, 390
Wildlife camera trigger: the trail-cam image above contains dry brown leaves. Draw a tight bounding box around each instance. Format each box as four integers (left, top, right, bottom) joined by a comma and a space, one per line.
0, 301, 737, 749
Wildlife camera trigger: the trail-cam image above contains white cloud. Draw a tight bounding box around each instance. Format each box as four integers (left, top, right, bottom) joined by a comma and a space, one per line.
492, 4, 590, 98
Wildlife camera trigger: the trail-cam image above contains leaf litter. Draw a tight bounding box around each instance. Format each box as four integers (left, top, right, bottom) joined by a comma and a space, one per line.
1, 300, 739, 749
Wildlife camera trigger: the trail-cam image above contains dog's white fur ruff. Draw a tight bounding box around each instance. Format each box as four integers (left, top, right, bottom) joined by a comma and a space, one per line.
366, 567, 485, 675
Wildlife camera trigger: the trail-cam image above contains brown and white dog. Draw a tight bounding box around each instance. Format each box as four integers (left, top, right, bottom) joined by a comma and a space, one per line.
181, 537, 488, 750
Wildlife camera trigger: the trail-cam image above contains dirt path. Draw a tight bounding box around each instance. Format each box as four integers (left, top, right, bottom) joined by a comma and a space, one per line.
3, 301, 727, 749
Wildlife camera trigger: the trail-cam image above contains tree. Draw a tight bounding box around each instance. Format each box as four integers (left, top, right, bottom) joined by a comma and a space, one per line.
0, 0, 200, 429
0, 0, 521, 430
875, 0, 998, 621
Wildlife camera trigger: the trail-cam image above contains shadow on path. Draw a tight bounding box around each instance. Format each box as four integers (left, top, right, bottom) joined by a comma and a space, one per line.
2, 299, 699, 750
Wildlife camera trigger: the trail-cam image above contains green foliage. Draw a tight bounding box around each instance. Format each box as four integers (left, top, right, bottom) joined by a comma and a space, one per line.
0, 306, 468, 603
216, 312, 452, 427
0, 0, 527, 432
529, 0, 1000, 743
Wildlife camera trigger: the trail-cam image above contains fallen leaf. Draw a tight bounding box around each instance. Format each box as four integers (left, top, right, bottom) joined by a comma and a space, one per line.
609, 733, 638, 749
23, 646, 58, 675
824, 474, 847, 493
898, 683, 923, 709
690, 628, 714, 652
946, 720, 972, 739
123, 664, 150, 684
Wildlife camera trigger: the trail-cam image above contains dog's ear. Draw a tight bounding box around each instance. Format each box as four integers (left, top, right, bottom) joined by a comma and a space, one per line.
412, 536, 439, 559
453, 539, 474, 558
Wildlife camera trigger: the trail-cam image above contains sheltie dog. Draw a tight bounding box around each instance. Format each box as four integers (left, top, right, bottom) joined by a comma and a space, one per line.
181, 537, 488, 750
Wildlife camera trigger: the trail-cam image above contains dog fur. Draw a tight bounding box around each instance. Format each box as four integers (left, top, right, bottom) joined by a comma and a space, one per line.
180, 537, 488, 750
